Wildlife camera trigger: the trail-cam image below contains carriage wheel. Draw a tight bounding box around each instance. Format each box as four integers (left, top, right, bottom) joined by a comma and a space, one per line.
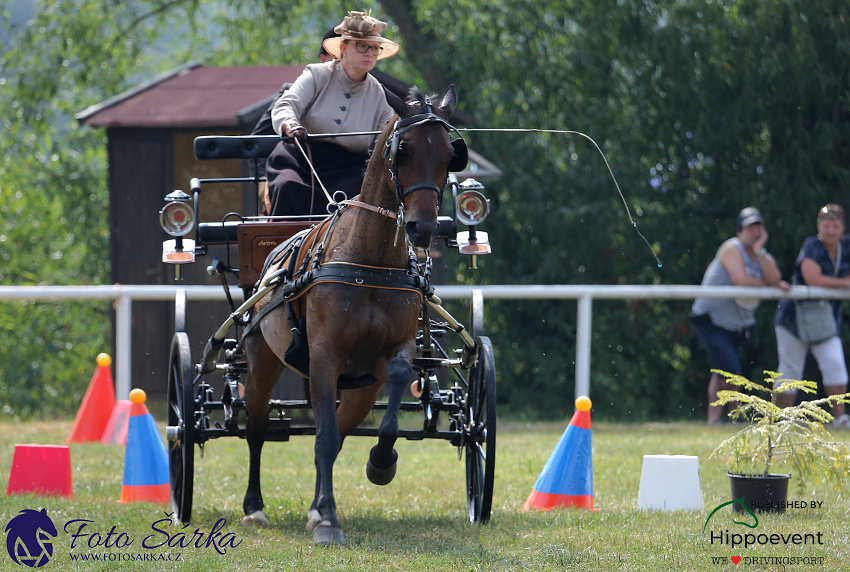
167, 332, 195, 523
464, 335, 496, 524
174, 288, 187, 333
469, 289, 484, 340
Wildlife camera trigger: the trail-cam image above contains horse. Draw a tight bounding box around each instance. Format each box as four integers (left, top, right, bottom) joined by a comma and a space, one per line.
240, 85, 465, 545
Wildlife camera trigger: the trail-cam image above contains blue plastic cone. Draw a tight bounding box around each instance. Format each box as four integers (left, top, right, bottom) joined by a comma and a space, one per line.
119, 391, 169, 504
523, 397, 596, 511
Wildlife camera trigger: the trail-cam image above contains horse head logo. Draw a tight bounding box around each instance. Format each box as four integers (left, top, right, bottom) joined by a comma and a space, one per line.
703, 497, 759, 532
4, 509, 58, 567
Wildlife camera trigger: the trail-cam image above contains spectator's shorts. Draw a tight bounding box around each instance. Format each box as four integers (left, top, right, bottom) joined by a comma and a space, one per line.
690, 314, 751, 375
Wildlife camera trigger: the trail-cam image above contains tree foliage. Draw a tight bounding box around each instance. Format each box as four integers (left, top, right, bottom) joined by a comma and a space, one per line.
0, 1, 185, 418
1, 0, 848, 420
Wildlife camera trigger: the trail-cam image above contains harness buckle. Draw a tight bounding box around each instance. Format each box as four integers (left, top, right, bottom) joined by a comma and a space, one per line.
393, 205, 404, 247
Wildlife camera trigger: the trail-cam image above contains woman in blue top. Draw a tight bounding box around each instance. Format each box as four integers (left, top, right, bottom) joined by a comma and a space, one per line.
774, 204, 850, 428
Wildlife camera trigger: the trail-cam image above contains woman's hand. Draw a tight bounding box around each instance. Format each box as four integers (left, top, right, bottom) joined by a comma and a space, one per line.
283, 124, 308, 141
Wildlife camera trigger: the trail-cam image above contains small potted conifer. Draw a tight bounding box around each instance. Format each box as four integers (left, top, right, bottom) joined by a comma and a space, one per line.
709, 370, 850, 513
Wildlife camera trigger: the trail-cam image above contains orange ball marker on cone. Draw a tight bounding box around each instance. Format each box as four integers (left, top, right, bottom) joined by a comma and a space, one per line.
523, 396, 596, 511
119, 389, 170, 504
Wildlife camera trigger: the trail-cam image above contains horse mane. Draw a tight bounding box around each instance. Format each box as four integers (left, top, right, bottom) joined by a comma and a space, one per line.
407, 87, 429, 106
406, 87, 443, 114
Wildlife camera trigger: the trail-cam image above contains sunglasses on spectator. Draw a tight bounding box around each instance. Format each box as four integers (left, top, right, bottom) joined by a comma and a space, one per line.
819, 204, 845, 222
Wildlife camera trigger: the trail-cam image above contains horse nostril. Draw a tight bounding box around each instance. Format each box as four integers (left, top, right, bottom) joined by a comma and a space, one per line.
405, 219, 438, 247
405, 221, 420, 240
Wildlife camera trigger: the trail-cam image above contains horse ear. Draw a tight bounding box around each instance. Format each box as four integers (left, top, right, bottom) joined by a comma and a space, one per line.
439, 84, 458, 116
384, 86, 408, 117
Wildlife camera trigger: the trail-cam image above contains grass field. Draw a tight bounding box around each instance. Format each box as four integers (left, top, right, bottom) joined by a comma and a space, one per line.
1, 418, 848, 571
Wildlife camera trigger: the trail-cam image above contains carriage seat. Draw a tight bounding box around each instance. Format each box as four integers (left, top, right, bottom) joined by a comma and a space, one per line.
194, 135, 279, 161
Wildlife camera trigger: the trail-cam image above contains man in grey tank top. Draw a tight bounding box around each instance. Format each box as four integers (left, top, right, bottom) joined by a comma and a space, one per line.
691, 207, 790, 422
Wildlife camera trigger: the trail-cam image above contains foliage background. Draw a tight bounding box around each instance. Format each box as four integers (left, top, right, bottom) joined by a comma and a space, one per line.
1, 0, 848, 421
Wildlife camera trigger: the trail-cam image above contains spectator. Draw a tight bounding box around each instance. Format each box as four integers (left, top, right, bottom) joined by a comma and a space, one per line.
773, 204, 850, 428
691, 207, 790, 422
268, 11, 399, 217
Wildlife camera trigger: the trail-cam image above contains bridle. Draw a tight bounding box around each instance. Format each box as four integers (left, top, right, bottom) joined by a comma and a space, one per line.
381, 97, 468, 211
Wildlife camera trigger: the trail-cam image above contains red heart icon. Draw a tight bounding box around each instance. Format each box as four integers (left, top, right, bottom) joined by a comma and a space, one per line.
731, 556, 742, 565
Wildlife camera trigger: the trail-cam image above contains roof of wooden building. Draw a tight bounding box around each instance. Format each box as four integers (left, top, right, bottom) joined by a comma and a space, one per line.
76, 63, 306, 129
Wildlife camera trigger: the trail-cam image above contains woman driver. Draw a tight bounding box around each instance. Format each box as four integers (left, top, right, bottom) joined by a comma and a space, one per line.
268, 11, 400, 217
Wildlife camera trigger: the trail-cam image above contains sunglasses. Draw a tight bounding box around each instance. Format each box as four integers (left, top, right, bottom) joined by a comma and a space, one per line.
818, 204, 845, 223
349, 41, 383, 56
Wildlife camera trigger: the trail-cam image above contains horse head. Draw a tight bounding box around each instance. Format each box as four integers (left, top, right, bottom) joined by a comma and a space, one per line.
380, 85, 463, 250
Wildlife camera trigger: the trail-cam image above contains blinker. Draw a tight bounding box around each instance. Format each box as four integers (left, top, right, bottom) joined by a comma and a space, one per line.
448, 138, 468, 172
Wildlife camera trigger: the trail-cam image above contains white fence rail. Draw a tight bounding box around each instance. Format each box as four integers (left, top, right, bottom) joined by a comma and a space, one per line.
3, 284, 850, 400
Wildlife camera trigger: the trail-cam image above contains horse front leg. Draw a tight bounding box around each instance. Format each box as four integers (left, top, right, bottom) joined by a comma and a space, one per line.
241, 333, 284, 527
309, 359, 345, 546
367, 347, 414, 485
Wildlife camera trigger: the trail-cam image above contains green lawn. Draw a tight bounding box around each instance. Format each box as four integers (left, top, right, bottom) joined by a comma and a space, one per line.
1, 419, 848, 571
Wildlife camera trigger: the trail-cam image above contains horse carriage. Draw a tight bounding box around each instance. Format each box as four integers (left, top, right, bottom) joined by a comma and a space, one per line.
159, 86, 496, 545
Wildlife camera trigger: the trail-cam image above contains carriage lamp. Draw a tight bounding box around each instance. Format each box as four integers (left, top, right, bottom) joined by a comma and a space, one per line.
455, 179, 491, 264
455, 179, 489, 226
160, 190, 195, 236
160, 190, 196, 272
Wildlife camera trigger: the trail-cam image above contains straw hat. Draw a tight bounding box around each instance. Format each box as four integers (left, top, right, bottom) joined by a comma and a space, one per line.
322, 11, 401, 61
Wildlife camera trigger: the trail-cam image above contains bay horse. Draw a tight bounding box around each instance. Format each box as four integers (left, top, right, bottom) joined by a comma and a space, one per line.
240, 85, 465, 545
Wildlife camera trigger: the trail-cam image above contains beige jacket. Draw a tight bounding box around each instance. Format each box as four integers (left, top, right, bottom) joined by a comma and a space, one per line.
271, 60, 394, 153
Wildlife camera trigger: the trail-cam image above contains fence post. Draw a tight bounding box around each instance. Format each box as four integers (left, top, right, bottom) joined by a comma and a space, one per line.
115, 291, 132, 400
575, 295, 592, 400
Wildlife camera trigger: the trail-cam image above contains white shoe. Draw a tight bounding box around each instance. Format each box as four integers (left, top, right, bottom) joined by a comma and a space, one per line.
832, 413, 850, 429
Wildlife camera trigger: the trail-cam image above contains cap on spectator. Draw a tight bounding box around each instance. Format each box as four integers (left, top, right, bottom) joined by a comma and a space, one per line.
736, 207, 765, 231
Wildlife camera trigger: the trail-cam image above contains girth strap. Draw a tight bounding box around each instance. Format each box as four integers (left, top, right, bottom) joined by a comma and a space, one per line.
283, 262, 432, 300
242, 261, 433, 340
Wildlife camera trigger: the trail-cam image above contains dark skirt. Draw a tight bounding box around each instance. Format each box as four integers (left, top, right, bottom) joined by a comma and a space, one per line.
266, 140, 370, 217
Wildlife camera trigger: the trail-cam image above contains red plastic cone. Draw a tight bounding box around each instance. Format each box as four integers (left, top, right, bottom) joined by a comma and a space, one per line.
67, 353, 116, 443
119, 389, 170, 504
6, 444, 73, 499
523, 396, 596, 511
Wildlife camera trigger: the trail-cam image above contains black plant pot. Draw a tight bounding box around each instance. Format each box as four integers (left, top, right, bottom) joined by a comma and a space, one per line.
728, 473, 791, 513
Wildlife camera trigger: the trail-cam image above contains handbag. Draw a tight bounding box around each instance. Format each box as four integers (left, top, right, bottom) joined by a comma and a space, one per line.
794, 243, 841, 344
795, 300, 837, 343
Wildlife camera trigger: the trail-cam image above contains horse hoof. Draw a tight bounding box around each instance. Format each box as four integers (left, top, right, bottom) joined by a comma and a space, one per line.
366, 458, 397, 485
241, 510, 270, 528
313, 523, 345, 546
306, 509, 322, 531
